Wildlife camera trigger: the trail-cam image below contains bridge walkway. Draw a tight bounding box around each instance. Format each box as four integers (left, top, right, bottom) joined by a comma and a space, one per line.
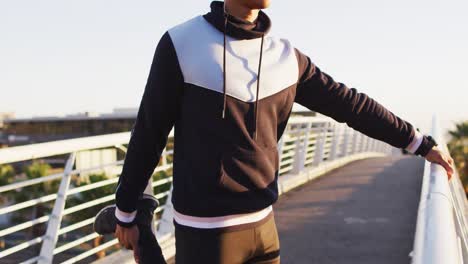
274, 156, 424, 264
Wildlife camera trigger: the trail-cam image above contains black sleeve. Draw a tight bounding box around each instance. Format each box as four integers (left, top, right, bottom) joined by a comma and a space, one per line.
115, 32, 184, 213
293, 48, 416, 149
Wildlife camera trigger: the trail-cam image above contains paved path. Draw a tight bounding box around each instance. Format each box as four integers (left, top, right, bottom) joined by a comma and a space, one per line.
274, 156, 424, 264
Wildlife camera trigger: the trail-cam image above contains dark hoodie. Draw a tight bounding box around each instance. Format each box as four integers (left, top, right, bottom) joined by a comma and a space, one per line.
115, 1, 430, 223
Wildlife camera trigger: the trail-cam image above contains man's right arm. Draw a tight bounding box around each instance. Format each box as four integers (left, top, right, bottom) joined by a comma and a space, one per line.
114, 31, 184, 226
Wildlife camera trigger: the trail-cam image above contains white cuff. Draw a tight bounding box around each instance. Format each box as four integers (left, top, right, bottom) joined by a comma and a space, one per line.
115, 207, 137, 223
405, 129, 424, 154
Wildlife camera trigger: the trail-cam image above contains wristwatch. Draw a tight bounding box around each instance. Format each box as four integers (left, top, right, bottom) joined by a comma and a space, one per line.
415, 135, 438, 157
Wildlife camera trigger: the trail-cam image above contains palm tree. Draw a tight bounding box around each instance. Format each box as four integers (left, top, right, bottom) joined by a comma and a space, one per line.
447, 121, 468, 194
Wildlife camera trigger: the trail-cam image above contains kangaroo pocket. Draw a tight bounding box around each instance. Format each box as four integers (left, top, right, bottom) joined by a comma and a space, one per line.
218, 144, 279, 193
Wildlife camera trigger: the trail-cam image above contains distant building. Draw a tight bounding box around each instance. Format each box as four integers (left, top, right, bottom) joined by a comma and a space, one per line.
290, 104, 316, 117
291, 110, 316, 117
0, 112, 15, 148
1, 106, 315, 147
1, 108, 138, 146
0, 112, 15, 129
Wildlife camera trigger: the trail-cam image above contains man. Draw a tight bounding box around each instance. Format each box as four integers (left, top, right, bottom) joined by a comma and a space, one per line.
94, 0, 455, 263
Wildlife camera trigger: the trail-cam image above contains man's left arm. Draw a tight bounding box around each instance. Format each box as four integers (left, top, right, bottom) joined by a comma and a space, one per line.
293, 48, 454, 178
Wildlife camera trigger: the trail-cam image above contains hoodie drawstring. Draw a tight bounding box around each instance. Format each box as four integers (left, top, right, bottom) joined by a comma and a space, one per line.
253, 34, 264, 141
222, 13, 228, 119
221, 12, 265, 142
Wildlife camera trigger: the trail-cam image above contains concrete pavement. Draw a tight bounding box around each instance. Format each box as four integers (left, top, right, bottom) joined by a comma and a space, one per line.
274, 156, 424, 264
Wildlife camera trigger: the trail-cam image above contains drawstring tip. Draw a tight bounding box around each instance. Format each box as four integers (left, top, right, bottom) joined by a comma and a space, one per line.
221, 109, 225, 119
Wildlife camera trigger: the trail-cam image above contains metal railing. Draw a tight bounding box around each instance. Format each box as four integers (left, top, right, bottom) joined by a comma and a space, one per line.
0, 115, 392, 263
411, 116, 468, 264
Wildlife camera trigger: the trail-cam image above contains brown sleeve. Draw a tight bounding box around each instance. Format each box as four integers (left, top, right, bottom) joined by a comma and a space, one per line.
293, 48, 416, 149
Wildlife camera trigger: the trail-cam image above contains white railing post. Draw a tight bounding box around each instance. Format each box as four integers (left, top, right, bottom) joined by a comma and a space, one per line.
313, 122, 327, 166
373, 139, 378, 152
38, 152, 76, 264
329, 123, 340, 161
366, 136, 372, 152
341, 127, 350, 157
380, 142, 391, 153
350, 130, 359, 154
365, 136, 372, 152
276, 136, 286, 191
356, 133, 362, 153
360, 134, 367, 153
375, 140, 380, 152
291, 123, 310, 173
277, 135, 286, 169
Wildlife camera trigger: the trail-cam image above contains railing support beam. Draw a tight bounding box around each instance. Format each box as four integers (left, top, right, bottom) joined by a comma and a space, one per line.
38, 152, 76, 264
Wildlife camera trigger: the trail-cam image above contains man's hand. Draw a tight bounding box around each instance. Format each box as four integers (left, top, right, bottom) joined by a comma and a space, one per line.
115, 224, 140, 263
424, 146, 455, 180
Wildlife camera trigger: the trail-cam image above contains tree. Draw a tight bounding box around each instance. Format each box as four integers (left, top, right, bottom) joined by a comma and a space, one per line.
65, 172, 117, 259
0, 165, 15, 204
447, 121, 468, 195
5, 161, 56, 254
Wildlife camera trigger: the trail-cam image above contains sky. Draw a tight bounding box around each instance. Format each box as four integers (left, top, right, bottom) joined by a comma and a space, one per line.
1, 0, 467, 136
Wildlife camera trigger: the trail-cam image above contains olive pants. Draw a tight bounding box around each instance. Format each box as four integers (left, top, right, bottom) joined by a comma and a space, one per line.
174, 214, 280, 264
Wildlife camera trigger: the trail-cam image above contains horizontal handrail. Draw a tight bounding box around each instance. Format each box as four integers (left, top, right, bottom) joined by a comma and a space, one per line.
0, 132, 131, 164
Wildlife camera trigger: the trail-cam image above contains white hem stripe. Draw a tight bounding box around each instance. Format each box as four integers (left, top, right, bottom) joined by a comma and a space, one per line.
115, 207, 137, 223
405, 130, 424, 154
173, 205, 273, 229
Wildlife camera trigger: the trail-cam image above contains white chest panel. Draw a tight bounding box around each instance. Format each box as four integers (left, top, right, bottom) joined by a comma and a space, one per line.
168, 15, 299, 103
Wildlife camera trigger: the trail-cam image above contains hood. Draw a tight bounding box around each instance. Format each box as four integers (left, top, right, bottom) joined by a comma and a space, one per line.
203, 1, 271, 141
